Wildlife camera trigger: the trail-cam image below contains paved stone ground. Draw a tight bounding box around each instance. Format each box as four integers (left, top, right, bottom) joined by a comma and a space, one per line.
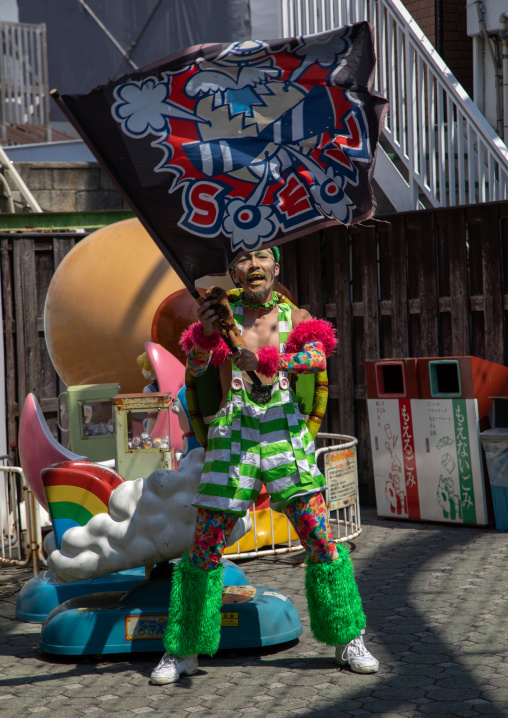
1, 508, 507, 717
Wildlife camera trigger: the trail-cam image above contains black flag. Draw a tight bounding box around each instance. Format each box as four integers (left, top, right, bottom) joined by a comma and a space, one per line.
55, 22, 387, 293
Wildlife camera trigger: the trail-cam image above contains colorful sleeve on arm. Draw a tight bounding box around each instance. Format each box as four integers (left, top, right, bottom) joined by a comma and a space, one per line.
187, 346, 213, 376
278, 341, 326, 374
257, 341, 326, 378
180, 322, 231, 377
257, 319, 336, 379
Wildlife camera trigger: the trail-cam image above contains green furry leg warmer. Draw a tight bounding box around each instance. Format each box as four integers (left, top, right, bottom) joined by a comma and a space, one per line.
305, 544, 366, 646
163, 554, 224, 657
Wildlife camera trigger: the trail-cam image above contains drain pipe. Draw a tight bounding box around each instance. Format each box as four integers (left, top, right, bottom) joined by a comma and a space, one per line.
500, 13, 508, 144
474, 0, 503, 137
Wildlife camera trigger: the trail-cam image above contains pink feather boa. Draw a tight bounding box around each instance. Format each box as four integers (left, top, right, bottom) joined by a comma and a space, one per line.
257, 318, 337, 378
285, 318, 337, 357
257, 345, 279, 378
180, 317, 336, 374
179, 322, 231, 366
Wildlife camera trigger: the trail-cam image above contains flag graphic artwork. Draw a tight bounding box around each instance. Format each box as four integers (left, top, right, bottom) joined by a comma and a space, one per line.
55, 22, 388, 289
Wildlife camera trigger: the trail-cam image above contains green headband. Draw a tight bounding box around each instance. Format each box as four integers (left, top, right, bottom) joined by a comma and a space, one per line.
231, 246, 280, 269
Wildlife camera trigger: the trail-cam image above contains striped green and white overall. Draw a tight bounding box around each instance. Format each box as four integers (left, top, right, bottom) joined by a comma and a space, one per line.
193, 301, 326, 516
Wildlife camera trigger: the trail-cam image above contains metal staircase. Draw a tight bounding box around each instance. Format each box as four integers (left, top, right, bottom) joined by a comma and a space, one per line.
281, 0, 508, 211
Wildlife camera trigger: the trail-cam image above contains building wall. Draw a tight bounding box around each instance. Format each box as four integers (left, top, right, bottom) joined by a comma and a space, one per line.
441, 0, 473, 97
2, 162, 128, 214
401, 0, 473, 97
0, 0, 19, 22
251, 0, 282, 39
18, 0, 250, 124
403, 0, 436, 43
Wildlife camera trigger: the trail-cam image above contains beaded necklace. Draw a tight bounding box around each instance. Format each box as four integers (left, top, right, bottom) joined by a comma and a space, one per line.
241, 291, 279, 310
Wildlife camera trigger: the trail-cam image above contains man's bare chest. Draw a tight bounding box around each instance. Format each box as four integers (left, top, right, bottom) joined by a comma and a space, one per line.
241, 310, 280, 352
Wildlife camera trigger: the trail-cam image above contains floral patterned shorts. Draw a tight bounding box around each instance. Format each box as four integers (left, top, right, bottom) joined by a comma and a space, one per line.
189, 491, 338, 570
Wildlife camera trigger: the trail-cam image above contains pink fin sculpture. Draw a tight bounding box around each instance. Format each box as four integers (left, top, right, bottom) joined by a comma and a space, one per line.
18, 393, 88, 512
145, 342, 186, 455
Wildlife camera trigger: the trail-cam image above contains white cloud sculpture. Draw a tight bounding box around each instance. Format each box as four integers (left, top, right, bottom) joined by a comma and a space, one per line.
45, 448, 252, 583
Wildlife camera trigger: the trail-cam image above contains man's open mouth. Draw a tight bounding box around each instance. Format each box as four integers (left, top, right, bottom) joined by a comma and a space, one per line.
247, 271, 265, 285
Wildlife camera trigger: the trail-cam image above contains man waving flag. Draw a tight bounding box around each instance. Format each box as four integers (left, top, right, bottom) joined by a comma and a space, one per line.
54, 22, 388, 293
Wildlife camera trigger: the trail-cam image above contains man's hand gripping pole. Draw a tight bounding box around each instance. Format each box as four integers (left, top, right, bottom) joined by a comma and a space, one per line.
192, 287, 272, 404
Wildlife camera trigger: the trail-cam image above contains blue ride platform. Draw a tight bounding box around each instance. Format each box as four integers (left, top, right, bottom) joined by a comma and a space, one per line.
17, 559, 248, 623
39, 580, 302, 656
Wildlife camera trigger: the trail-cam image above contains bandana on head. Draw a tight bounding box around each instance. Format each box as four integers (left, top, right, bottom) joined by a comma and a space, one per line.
270, 246, 280, 264
229, 246, 280, 285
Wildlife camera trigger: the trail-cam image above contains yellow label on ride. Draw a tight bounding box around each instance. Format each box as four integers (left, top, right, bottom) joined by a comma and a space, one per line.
125, 614, 166, 641
221, 612, 239, 627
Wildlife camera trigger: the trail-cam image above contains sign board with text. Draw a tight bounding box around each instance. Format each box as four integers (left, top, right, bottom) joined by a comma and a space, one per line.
324, 446, 358, 510
368, 398, 488, 525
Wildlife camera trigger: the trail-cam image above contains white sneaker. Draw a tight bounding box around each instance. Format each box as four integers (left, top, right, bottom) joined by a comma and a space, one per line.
150, 653, 199, 685
335, 635, 379, 674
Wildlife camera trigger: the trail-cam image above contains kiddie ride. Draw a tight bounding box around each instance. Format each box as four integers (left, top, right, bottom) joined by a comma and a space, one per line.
17, 390, 302, 655
16, 274, 304, 655
17, 373, 302, 655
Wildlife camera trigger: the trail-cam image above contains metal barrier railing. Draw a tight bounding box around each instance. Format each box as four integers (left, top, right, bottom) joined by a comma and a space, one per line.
315, 433, 362, 543
0, 433, 360, 570
224, 497, 302, 560
224, 432, 362, 560
0, 459, 43, 575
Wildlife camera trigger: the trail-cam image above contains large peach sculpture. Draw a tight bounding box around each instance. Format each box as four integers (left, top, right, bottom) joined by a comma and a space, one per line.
44, 218, 190, 392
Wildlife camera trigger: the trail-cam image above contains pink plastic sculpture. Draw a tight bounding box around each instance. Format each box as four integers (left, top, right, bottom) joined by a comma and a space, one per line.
145, 342, 186, 456
18, 393, 88, 512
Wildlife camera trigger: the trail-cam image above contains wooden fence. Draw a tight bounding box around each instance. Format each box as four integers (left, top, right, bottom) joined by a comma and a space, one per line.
280, 200, 508, 503
3, 200, 508, 503
1, 232, 79, 456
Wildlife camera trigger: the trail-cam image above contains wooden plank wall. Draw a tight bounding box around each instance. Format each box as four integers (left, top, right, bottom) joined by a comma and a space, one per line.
3, 200, 508, 504
1, 232, 80, 456
280, 201, 508, 504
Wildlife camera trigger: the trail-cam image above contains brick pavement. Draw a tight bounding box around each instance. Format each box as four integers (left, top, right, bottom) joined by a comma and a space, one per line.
1, 508, 507, 717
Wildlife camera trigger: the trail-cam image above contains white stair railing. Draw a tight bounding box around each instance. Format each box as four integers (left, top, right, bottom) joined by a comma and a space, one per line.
0, 21, 50, 127
282, 0, 508, 208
